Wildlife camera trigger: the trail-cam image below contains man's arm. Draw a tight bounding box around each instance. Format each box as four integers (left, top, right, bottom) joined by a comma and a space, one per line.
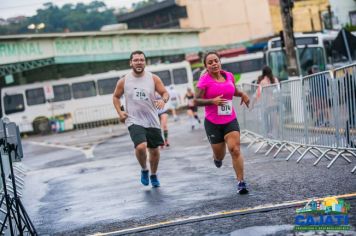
153, 75, 169, 109
113, 78, 128, 122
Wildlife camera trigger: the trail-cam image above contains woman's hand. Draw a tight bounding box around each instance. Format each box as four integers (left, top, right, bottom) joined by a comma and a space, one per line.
212, 95, 228, 106
240, 93, 250, 108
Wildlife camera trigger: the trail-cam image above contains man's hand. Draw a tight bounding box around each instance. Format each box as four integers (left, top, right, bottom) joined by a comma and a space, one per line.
119, 112, 128, 123
154, 99, 166, 109
240, 93, 250, 108
212, 95, 228, 106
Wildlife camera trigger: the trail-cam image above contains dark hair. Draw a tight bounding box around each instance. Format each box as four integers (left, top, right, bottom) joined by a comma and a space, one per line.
262, 66, 276, 84
202, 51, 220, 67
130, 50, 146, 61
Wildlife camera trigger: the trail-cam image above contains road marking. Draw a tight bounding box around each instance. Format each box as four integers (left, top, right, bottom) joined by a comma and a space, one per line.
91, 192, 356, 236
26, 141, 94, 158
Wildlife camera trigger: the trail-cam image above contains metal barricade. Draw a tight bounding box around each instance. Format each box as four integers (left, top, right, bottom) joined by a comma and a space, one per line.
237, 63, 356, 173
276, 79, 307, 160
324, 64, 356, 170
74, 104, 120, 134
235, 83, 265, 147
295, 71, 338, 164
254, 83, 282, 154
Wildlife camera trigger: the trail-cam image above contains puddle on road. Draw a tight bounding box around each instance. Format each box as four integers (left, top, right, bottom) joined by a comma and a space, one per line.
210, 225, 356, 236
229, 225, 293, 236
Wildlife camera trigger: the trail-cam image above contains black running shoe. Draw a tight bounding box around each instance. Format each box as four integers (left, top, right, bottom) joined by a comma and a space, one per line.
237, 181, 249, 194
214, 159, 222, 168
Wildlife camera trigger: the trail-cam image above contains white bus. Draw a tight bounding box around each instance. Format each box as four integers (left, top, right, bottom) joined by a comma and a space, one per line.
192, 52, 264, 86
265, 32, 350, 80
220, 52, 264, 84
1, 61, 193, 133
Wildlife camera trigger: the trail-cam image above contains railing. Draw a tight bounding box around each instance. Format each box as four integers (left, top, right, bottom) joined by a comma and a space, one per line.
237, 63, 356, 173
73, 104, 120, 135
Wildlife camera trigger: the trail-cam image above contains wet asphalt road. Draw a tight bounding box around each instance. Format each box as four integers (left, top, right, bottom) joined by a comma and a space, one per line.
20, 115, 356, 235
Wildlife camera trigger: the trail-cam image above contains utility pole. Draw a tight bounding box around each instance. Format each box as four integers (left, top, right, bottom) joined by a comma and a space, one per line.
279, 0, 299, 77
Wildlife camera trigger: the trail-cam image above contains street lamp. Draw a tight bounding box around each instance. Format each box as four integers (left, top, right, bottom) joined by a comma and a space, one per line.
27, 23, 45, 33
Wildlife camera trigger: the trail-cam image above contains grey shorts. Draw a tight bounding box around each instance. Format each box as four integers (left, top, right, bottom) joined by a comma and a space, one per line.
128, 124, 164, 148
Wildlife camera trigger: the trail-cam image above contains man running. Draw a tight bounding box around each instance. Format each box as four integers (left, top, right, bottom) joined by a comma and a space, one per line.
113, 50, 169, 188
167, 85, 180, 121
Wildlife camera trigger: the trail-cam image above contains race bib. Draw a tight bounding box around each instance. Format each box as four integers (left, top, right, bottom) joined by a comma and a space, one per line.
133, 88, 148, 101
188, 99, 194, 107
218, 100, 232, 115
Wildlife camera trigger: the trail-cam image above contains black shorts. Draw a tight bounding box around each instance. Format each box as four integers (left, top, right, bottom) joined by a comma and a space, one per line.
188, 106, 198, 112
128, 124, 164, 148
204, 118, 240, 144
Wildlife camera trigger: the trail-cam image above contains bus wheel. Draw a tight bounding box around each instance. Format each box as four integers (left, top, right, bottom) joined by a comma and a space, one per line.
33, 117, 50, 134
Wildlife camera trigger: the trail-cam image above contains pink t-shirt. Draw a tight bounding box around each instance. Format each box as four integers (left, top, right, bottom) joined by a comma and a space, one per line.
197, 70, 236, 124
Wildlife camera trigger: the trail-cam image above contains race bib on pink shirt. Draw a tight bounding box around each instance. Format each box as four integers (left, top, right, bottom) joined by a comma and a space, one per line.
218, 100, 232, 115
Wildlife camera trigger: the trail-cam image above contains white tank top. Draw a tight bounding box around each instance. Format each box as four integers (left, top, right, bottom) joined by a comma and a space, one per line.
124, 71, 160, 128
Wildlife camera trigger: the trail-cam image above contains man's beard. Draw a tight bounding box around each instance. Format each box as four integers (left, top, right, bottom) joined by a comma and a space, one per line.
133, 67, 144, 74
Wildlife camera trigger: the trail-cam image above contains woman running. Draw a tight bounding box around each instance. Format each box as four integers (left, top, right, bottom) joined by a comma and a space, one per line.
184, 87, 201, 130
195, 51, 250, 194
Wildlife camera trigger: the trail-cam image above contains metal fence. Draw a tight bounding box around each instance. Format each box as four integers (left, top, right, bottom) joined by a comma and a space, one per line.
73, 104, 120, 134
237, 63, 356, 173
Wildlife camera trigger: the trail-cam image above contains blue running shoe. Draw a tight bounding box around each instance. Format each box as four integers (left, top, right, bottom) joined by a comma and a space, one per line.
150, 175, 160, 188
214, 159, 222, 168
237, 181, 249, 194
141, 170, 149, 186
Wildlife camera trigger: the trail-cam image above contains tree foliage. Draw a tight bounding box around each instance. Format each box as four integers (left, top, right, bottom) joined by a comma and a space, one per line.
0, 1, 116, 35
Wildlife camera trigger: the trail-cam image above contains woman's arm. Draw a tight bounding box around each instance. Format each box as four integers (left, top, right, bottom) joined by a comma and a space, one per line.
234, 85, 250, 107
194, 88, 227, 106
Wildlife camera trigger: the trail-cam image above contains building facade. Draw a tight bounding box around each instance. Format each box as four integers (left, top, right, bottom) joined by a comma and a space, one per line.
117, 0, 275, 47
268, 0, 330, 33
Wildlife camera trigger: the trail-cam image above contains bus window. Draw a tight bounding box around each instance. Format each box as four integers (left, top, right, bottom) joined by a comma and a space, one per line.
26, 88, 46, 106
154, 70, 171, 86
172, 68, 188, 85
239, 59, 264, 73
53, 84, 71, 102
298, 47, 325, 76
98, 77, 120, 95
222, 62, 240, 74
72, 81, 97, 99
4, 94, 25, 115
268, 51, 288, 80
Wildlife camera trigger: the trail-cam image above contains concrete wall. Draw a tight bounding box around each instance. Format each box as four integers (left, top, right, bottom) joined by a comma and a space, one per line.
177, 0, 274, 47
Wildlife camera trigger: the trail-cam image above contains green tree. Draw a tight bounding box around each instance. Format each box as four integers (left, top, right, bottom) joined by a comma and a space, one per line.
0, 1, 116, 35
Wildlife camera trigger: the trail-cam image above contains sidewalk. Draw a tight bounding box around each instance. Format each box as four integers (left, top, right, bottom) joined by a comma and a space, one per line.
23, 124, 128, 157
